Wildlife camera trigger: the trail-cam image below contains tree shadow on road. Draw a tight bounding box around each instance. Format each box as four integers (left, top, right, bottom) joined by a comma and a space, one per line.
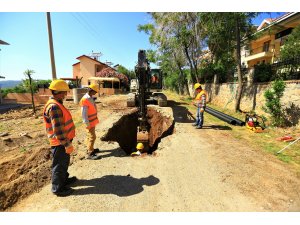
168, 100, 195, 123
71, 175, 160, 197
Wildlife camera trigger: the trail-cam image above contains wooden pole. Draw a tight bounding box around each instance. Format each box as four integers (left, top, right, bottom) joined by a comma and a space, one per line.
46, 12, 57, 80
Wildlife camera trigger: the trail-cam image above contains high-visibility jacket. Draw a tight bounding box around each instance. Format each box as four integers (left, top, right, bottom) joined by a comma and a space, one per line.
195, 90, 207, 108
79, 94, 99, 128
43, 99, 75, 146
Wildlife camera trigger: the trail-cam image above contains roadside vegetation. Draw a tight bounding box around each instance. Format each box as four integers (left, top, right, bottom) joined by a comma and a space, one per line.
0, 78, 51, 98
165, 90, 300, 173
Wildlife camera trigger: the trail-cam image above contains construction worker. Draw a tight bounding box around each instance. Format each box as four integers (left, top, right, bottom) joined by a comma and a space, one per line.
79, 83, 101, 160
43, 79, 77, 197
131, 142, 144, 156
192, 83, 207, 129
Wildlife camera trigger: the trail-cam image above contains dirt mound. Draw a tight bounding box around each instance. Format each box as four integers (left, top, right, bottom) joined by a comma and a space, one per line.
0, 103, 80, 211
0, 146, 51, 210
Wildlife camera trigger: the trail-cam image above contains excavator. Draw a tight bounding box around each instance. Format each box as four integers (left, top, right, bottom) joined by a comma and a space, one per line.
127, 50, 167, 152
127, 52, 167, 108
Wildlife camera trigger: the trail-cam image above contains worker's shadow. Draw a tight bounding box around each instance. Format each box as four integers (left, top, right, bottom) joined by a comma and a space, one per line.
72, 175, 160, 197
168, 100, 195, 123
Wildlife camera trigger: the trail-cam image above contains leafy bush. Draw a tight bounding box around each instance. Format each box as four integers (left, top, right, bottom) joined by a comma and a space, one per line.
253, 63, 272, 82
280, 25, 300, 62
263, 79, 286, 127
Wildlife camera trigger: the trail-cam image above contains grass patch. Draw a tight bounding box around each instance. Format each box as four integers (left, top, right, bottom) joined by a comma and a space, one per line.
165, 90, 300, 170
20, 147, 27, 153
278, 154, 293, 163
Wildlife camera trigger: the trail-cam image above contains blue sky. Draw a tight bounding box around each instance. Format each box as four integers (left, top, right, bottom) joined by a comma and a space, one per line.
0, 12, 153, 80
0, 12, 285, 81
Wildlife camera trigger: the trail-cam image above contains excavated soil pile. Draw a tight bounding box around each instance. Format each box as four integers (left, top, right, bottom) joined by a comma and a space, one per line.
0, 106, 52, 210
0, 145, 51, 210
0, 103, 82, 211
101, 105, 174, 154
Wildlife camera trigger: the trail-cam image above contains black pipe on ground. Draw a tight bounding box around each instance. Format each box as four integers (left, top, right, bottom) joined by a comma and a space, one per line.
207, 107, 245, 126
205, 107, 237, 125
206, 106, 245, 126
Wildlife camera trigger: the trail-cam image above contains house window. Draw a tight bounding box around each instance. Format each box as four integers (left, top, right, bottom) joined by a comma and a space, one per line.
263, 41, 270, 52
95, 65, 101, 75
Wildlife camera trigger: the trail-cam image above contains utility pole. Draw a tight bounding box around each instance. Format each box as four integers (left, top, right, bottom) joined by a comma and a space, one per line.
46, 12, 57, 80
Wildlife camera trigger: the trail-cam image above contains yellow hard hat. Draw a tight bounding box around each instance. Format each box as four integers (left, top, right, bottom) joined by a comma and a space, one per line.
136, 142, 144, 150
194, 83, 201, 90
88, 83, 99, 93
49, 79, 70, 91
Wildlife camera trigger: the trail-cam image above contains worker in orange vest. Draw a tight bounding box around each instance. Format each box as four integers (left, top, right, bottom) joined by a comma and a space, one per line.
79, 84, 101, 160
43, 79, 77, 197
192, 83, 207, 129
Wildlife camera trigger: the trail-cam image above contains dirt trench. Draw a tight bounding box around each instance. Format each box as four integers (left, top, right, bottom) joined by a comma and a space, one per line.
101, 105, 175, 154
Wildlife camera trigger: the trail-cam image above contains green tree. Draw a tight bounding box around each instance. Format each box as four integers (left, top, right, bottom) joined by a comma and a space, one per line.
263, 79, 286, 127
200, 13, 258, 112
139, 12, 204, 95
280, 25, 300, 61
117, 65, 135, 80
23, 69, 36, 114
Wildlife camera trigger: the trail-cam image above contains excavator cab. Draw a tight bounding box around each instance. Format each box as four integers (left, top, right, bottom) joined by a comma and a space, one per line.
149, 69, 163, 91
127, 53, 167, 108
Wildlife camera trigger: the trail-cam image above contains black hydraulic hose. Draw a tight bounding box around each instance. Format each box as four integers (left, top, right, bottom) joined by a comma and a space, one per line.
205, 107, 237, 125
206, 106, 245, 126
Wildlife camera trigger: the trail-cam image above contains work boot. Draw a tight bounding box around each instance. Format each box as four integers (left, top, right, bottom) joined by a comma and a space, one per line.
192, 123, 198, 126
195, 126, 202, 129
54, 187, 74, 197
65, 176, 78, 186
86, 152, 102, 160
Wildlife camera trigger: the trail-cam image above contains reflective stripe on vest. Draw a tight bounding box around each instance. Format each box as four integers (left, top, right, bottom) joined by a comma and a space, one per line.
43, 99, 75, 146
79, 96, 99, 128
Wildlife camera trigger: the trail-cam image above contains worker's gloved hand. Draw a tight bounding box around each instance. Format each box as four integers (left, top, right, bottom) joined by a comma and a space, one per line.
65, 145, 74, 154
200, 108, 204, 113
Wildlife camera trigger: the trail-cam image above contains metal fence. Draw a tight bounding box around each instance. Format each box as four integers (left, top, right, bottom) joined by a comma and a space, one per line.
253, 57, 300, 82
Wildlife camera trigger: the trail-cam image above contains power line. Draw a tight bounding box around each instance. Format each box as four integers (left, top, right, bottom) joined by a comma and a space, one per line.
69, 12, 100, 42
76, 13, 103, 39
68, 13, 124, 67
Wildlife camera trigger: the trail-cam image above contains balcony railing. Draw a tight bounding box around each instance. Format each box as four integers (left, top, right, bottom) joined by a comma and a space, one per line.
243, 44, 275, 57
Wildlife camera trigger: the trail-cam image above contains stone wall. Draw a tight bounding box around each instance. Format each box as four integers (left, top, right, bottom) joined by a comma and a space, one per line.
202, 80, 300, 126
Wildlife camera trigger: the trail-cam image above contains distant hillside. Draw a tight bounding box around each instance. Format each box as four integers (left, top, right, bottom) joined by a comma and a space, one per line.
0, 80, 22, 88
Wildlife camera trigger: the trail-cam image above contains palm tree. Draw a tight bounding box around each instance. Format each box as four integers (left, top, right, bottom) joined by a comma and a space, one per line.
23, 69, 36, 114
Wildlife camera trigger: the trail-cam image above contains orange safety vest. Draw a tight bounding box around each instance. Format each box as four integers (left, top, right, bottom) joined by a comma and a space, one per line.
195, 90, 207, 107
43, 99, 75, 146
195, 90, 207, 101
79, 95, 99, 128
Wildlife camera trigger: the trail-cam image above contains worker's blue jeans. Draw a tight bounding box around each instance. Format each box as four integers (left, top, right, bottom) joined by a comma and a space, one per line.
195, 107, 204, 128
50, 145, 70, 193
